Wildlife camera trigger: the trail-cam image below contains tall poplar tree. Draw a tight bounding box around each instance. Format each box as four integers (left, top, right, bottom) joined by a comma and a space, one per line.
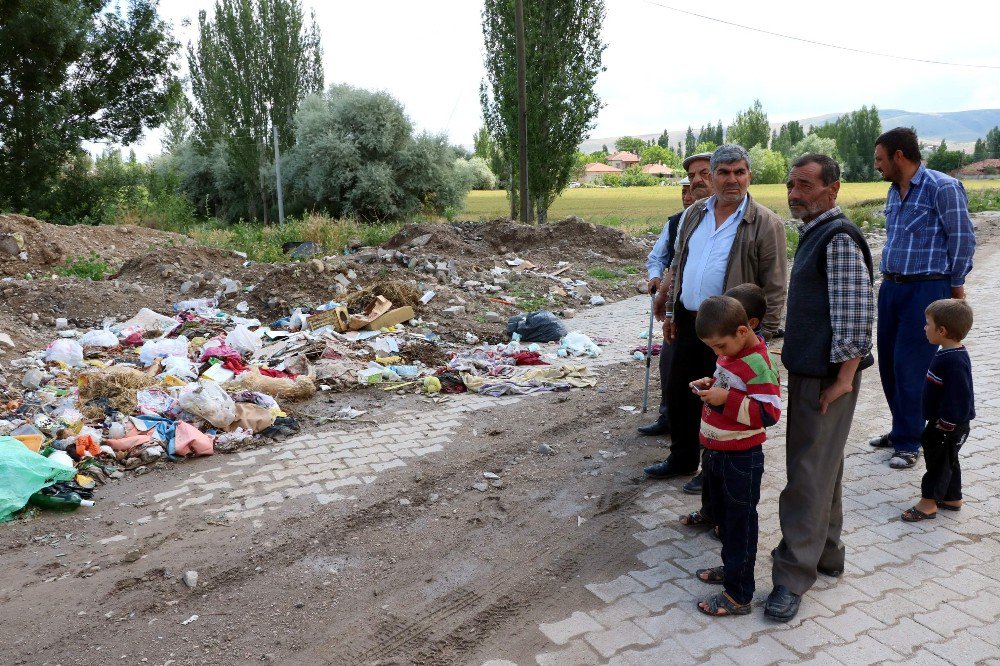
480, 0, 606, 224
188, 0, 323, 222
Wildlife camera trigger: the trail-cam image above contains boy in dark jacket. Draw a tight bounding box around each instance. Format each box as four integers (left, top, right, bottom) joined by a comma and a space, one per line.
902, 299, 975, 522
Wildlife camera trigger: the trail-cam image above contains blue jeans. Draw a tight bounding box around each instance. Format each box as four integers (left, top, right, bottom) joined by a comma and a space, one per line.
877, 279, 951, 453
703, 446, 764, 605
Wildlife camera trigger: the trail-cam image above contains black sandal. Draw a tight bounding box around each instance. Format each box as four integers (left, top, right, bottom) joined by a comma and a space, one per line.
679, 510, 712, 527
697, 592, 752, 617
936, 501, 962, 512
901, 506, 937, 522
696, 566, 725, 584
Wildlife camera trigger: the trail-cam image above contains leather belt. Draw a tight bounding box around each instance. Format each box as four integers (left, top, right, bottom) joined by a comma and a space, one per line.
881, 272, 949, 283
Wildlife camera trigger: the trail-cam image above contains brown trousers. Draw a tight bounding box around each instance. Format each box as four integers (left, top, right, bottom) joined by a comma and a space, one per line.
772, 371, 862, 595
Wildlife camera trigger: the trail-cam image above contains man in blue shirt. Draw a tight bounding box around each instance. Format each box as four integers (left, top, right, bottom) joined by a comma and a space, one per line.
870, 127, 975, 469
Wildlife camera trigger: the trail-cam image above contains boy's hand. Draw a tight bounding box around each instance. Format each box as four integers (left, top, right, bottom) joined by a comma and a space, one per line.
698, 386, 729, 406
689, 377, 714, 391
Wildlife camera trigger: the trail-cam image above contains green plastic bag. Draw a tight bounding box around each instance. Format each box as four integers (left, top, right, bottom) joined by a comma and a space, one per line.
0, 436, 76, 522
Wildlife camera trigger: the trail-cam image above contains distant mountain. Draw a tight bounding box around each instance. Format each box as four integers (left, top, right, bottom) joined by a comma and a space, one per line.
580, 108, 1000, 154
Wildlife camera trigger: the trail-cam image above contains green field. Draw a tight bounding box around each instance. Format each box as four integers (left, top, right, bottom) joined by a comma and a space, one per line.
463, 181, 1000, 235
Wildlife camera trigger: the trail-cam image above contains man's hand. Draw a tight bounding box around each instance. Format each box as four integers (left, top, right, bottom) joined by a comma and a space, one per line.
662, 318, 676, 343
951, 286, 966, 299
647, 277, 660, 295
819, 379, 853, 415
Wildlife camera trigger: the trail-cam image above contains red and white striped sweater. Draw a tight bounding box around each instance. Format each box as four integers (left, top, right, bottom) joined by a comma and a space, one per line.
699, 338, 782, 451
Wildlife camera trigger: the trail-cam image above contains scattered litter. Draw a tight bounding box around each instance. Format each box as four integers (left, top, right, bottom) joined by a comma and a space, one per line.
181, 614, 199, 625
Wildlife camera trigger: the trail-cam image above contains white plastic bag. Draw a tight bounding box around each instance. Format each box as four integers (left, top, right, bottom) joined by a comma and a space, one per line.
159, 355, 198, 381
178, 380, 237, 428
78, 329, 119, 348
139, 335, 190, 367
559, 331, 601, 358
44, 339, 84, 366
112, 308, 178, 335
225, 324, 262, 355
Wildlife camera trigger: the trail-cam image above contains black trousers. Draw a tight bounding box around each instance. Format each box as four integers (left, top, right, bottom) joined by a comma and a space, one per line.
656, 339, 675, 421
704, 446, 764, 605
664, 308, 717, 471
920, 422, 970, 502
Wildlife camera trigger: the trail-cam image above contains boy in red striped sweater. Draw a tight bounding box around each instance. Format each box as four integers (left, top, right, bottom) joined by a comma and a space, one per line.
690, 295, 782, 617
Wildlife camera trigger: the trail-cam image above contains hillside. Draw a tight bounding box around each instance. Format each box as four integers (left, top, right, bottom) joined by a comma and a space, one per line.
580, 108, 1000, 154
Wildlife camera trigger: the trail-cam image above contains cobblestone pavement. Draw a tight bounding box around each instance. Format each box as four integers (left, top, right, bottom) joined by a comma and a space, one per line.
517, 252, 1000, 666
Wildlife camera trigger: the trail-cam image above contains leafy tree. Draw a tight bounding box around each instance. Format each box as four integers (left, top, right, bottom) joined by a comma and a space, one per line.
808, 107, 881, 181
656, 129, 671, 149
474, 123, 507, 189
986, 126, 1000, 159
748, 145, 787, 184
188, 0, 323, 223
693, 140, 718, 155
926, 140, 966, 173
283, 85, 469, 220
456, 156, 498, 190
715, 121, 725, 145
789, 134, 840, 161
772, 120, 806, 157
480, 0, 606, 223
972, 138, 987, 162
602, 144, 609, 153
684, 126, 696, 156
614, 136, 646, 155
639, 145, 681, 168
727, 99, 770, 149
0, 0, 179, 215
588, 149, 608, 161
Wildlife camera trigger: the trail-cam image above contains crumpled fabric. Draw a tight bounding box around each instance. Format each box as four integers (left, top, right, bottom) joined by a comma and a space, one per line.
135, 415, 177, 455
259, 367, 296, 379
463, 364, 596, 395
631, 344, 662, 356
226, 403, 275, 433
174, 421, 214, 457
106, 422, 154, 452
513, 351, 548, 366
200, 343, 242, 364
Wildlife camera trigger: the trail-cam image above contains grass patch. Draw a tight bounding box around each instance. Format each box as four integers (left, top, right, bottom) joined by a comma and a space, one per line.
185, 214, 404, 263
621, 265, 641, 275
587, 267, 621, 280
509, 285, 552, 312
463, 181, 1000, 232
967, 188, 1000, 213
56, 252, 109, 280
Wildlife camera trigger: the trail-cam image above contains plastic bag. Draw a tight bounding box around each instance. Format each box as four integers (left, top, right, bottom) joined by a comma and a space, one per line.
559, 331, 602, 358
112, 308, 178, 336
506, 311, 567, 343
44, 339, 84, 367
139, 335, 190, 367
78, 329, 119, 348
225, 324, 262, 355
178, 380, 237, 428
159, 355, 198, 381
0, 436, 77, 522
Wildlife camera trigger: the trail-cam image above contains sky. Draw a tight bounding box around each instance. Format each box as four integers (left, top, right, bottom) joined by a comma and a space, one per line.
127, 0, 1000, 159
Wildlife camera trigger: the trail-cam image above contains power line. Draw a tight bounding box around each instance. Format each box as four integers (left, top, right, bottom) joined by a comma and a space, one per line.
638, 0, 1000, 70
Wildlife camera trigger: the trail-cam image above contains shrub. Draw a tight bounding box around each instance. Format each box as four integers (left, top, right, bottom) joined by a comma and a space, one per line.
57, 252, 109, 280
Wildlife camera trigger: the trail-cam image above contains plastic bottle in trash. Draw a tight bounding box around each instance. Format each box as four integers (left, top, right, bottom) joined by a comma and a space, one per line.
28, 491, 95, 511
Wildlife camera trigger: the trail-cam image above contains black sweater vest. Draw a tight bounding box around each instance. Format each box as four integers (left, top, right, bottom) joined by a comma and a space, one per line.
783, 214, 873, 378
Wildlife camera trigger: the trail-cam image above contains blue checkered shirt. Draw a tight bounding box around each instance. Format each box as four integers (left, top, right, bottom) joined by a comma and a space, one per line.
799, 207, 875, 363
880, 165, 975, 287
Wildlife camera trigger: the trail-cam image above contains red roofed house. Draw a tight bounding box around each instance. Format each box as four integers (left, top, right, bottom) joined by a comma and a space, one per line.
642, 163, 675, 177
582, 162, 622, 183
956, 159, 1000, 177
607, 151, 640, 170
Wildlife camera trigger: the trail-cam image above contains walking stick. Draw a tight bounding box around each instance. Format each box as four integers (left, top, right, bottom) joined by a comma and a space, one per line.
641, 287, 656, 413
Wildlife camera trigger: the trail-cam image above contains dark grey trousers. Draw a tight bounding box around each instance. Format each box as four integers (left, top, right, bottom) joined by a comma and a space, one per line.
772, 371, 862, 595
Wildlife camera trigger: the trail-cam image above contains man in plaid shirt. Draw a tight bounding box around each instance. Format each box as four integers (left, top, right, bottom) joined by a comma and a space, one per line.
869, 128, 975, 469
765, 154, 875, 622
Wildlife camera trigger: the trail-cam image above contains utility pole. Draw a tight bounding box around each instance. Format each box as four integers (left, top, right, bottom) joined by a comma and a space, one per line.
272, 124, 286, 226
514, 0, 530, 223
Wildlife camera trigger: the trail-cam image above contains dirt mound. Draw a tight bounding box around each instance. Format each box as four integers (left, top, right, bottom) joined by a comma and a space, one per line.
476, 216, 645, 259
384, 223, 480, 256
113, 246, 255, 294
0, 213, 193, 277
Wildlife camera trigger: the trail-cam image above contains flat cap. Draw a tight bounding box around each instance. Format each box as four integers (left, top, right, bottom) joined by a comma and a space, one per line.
682, 151, 713, 170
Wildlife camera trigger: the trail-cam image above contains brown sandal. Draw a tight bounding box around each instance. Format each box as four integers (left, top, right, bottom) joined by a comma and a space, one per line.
901, 506, 936, 522
697, 592, 751, 617
696, 566, 725, 584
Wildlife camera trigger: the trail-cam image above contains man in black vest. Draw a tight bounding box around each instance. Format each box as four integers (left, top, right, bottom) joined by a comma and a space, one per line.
764, 154, 875, 622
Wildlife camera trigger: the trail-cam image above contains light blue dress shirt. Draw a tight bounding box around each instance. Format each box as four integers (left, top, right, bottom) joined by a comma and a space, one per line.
679, 194, 748, 311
